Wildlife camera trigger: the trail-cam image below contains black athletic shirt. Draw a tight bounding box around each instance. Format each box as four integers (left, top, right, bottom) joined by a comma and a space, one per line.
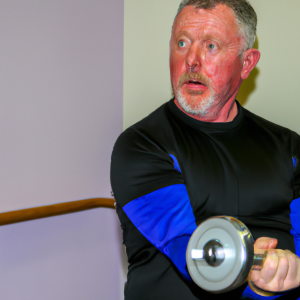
110, 99, 300, 300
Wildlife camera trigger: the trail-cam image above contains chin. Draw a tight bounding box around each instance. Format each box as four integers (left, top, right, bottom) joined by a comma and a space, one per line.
176, 90, 216, 118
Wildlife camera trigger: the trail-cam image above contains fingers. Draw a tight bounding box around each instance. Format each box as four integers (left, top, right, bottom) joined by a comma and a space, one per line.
270, 250, 289, 291
261, 250, 280, 284
284, 251, 299, 289
254, 237, 278, 250
249, 250, 280, 290
250, 249, 300, 292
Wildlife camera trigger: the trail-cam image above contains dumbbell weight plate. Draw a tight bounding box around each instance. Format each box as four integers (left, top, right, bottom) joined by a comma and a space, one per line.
186, 216, 254, 293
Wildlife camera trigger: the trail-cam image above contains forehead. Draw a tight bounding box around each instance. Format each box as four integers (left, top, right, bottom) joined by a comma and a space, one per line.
173, 4, 239, 39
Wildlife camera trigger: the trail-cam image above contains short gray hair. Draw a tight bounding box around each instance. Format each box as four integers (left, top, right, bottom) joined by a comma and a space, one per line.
174, 0, 257, 50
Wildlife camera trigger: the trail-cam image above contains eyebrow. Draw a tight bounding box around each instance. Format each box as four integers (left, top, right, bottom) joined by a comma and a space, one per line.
176, 30, 194, 40
203, 33, 222, 43
177, 30, 222, 44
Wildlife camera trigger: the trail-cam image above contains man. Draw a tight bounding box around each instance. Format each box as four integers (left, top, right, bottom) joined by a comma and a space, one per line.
111, 0, 300, 299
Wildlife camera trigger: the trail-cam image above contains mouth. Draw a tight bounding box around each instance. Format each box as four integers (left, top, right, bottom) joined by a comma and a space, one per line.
186, 79, 205, 85
184, 79, 207, 90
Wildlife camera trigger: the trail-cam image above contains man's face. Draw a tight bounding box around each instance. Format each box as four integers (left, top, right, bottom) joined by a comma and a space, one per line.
170, 4, 245, 120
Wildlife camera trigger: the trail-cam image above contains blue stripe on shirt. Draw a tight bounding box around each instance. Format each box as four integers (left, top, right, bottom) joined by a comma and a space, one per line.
123, 184, 196, 280
293, 157, 297, 168
290, 197, 300, 257
169, 154, 182, 173
242, 285, 286, 299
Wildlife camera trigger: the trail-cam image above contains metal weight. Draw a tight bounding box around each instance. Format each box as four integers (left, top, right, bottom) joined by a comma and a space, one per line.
186, 216, 255, 293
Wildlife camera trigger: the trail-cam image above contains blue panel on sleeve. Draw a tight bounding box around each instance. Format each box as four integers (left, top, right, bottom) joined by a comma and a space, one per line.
169, 154, 182, 174
293, 157, 297, 168
290, 197, 300, 257
123, 184, 196, 280
242, 285, 285, 299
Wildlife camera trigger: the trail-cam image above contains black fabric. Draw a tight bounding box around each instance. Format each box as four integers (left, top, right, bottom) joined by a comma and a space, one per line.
293, 137, 300, 198
110, 99, 300, 300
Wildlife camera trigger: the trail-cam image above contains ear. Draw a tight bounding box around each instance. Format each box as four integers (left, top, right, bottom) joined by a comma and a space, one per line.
241, 48, 260, 80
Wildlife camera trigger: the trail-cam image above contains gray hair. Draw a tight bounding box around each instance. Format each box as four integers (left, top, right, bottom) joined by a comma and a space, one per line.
174, 0, 257, 51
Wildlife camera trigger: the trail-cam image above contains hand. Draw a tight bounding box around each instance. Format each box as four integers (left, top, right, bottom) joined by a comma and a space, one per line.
249, 237, 300, 295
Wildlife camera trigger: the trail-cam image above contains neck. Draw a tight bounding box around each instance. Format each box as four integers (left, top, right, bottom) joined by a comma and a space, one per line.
174, 97, 238, 123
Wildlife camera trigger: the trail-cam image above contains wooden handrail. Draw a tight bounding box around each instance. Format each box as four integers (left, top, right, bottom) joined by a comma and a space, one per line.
0, 198, 115, 226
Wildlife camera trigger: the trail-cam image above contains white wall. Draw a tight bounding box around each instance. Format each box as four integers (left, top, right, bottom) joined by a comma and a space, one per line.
0, 1, 125, 299
123, 0, 182, 129
238, 0, 300, 134
124, 0, 300, 134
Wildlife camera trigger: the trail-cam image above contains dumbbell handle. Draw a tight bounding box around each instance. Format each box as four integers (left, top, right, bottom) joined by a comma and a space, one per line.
192, 251, 265, 263
253, 252, 265, 267
252, 250, 278, 270
191, 240, 268, 269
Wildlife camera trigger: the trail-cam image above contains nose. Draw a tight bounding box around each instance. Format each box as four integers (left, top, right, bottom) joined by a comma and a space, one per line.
186, 43, 201, 72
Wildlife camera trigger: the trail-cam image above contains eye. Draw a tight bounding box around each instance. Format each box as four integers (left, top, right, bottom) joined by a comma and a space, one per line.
178, 41, 186, 48
208, 43, 215, 50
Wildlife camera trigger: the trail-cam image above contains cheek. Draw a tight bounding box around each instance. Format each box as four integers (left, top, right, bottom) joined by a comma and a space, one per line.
170, 54, 186, 84
205, 61, 226, 87
204, 55, 240, 88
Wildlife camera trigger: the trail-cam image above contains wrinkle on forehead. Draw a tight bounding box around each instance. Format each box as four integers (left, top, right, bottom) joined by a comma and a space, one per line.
176, 4, 238, 31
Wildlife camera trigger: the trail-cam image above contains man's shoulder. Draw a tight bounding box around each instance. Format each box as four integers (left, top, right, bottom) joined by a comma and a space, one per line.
116, 101, 172, 145
114, 102, 170, 149
242, 106, 297, 137
128, 101, 171, 132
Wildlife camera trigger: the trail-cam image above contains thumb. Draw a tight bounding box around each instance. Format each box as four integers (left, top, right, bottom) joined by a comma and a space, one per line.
254, 237, 278, 251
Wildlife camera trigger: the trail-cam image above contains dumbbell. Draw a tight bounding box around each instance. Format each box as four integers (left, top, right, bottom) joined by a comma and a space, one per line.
186, 216, 267, 293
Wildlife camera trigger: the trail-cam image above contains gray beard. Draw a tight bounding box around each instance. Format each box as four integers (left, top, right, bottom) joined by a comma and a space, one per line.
176, 90, 216, 117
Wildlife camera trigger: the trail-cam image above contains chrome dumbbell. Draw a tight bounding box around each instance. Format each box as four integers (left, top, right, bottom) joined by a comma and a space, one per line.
186, 216, 266, 293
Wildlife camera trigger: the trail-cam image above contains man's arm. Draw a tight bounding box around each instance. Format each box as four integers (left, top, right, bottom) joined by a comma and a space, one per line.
248, 132, 300, 295
111, 129, 196, 280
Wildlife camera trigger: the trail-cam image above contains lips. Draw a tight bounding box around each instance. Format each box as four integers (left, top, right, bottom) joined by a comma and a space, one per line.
185, 79, 205, 86
177, 73, 210, 93
184, 79, 207, 90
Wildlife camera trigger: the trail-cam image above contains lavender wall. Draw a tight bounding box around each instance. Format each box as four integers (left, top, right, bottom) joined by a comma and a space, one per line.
0, 210, 124, 300
0, 0, 125, 299
0, 0, 123, 211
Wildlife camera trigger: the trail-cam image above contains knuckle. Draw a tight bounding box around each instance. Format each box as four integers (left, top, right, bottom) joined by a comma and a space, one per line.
280, 256, 289, 265
267, 259, 278, 271
288, 253, 297, 264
